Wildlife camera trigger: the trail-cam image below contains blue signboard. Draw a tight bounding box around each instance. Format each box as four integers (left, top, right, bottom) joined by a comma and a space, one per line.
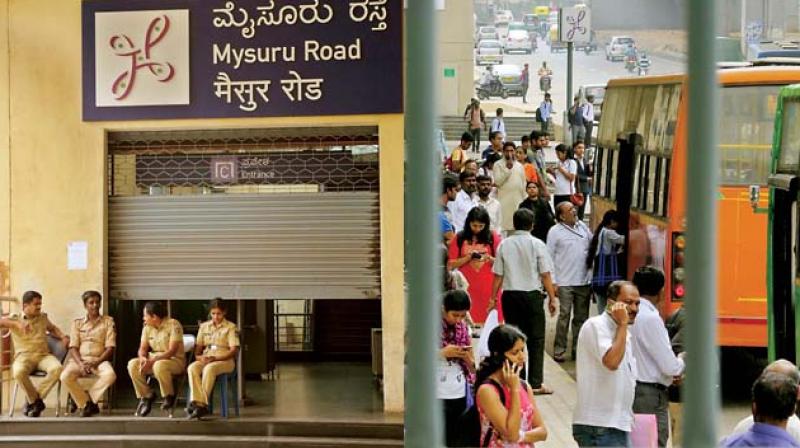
82, 0, 403, 120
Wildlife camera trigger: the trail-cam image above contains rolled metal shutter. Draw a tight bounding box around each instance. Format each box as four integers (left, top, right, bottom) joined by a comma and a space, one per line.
109, 192, 380, 300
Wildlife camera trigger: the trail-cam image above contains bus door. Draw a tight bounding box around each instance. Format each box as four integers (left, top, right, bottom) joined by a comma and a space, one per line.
615, 134, 638, 273
767, 174, 800, 362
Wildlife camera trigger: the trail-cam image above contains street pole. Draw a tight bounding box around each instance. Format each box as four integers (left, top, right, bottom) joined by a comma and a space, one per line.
566, 40, 573, 145
405, 0, 442, 447
684, 0, 720, 446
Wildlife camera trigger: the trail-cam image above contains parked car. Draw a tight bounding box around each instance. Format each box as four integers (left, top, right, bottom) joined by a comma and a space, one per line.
605, 36, 636, 61
577, 83, 606, 123
475, 26, 499, 47
505, 30, 533, 54
493, 64, 525, 96
476, 40, 503, 65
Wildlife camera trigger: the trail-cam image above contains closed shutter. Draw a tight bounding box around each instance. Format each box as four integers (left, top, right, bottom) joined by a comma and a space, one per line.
109, 192, 380, 300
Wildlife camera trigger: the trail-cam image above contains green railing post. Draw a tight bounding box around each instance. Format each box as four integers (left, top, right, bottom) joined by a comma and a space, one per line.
684, 0, 721, 446
405, 0, 442, 447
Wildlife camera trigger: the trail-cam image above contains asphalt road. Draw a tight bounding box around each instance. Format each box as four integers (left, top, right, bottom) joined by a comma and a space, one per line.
475, 35, 686, 116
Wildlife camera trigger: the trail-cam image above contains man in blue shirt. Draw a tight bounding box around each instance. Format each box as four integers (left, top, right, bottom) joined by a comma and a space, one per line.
722, 371, 800, 447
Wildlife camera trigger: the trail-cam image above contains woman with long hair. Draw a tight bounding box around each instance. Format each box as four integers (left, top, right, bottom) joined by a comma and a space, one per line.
586, 210, 626, 312
438, 290, 475, 447
476, 325, 547, 447
518, 181, 555, 243
448, 207, 502, 324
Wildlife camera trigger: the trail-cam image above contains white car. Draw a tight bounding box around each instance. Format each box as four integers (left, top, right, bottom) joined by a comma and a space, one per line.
475, 26, 499, 46
494, 9, 513, 25
504, 30, 532, 54
476, 40, 503, 65
605, 36, 636, 61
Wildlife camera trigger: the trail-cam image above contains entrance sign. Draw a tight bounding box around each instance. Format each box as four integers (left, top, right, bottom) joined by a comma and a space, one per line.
82, 0, 403, 120
559, 7, 591, 43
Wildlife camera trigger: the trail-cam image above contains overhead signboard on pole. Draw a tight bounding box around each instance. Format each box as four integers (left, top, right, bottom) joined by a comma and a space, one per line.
559, 6, 591, 43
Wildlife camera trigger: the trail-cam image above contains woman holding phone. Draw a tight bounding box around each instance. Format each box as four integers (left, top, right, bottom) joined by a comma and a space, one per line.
476, 325, 547, 447
448, 207, 502, 324
438, 290, 475, 446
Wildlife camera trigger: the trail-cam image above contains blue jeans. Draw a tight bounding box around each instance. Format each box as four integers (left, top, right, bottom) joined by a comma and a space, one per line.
573, 424, 630, 447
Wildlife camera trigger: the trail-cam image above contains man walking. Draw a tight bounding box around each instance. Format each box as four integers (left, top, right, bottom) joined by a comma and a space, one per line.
582, 95, 596, 146
490, 208, 558, 394
493, 141, 527, 235
440, 174, 459, 245
476, 174, 502, 232
528, 130, 550, 200
537, 93, 553, 133
630, 266, 686, 447
490, 108, 506, 136
569, 96, 586, 144
448, 170, 478, 233
463, 99, 486, 152
574, 141, 593, 221
573, 281, 640, 447
521, 63, 530, 103
547, 202, 592, 363
482, 131, 504, 161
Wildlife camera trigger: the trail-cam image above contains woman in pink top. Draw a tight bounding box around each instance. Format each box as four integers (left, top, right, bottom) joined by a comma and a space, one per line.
476, 325, 547, 447
448, 207, 503, 324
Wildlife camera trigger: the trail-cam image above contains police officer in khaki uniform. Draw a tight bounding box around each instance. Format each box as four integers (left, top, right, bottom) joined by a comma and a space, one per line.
186, 298, 240, 419
60, 291, 116, 417
127, 301, 185, 417
0, 290, 68, 417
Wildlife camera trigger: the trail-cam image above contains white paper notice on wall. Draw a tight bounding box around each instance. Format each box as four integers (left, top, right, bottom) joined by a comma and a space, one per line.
67, 241, 88, 271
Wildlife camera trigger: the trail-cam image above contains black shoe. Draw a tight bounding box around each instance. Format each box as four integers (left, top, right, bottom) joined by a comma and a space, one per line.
185, 400, 198, 417
67, 396, 78, 415
136, 394, 155, 417
21, 400, 32, 417
27, 399, 45, 418
79, 404, 94, 418
89, 401, 100, 416
193, 405, 209, 419
161, 395, 175, 411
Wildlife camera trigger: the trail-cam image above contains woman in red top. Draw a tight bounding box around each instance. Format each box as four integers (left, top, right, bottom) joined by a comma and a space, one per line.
448, 207, 502, 324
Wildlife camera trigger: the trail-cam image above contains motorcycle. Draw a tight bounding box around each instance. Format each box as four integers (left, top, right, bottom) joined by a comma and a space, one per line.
625, 54, 637, 73
476, 80, 508, 100
637, 54, 651, 76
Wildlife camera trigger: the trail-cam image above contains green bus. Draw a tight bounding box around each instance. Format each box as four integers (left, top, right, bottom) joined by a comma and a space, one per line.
767, 83, 800, 362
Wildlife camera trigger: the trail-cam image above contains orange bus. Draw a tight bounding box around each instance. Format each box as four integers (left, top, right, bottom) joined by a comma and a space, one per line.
591, 66, 800, 348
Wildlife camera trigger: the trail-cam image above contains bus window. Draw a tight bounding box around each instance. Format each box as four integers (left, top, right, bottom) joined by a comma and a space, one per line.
779, 100, 800, 172
645, 155, 658, 211
610, 148, 620, 200
719, 85, 782, 185
594, 145, 605, 196
632, 153, 643, 208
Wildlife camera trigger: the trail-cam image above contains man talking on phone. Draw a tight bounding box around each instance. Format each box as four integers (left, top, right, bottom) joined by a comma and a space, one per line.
572, 280, 640, 447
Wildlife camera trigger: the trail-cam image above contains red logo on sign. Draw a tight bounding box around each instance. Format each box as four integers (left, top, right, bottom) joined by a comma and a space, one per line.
109, 15, 175, 100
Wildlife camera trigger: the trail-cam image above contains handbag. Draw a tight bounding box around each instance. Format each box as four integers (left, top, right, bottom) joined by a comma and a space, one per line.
569, 165, 585, 206
591, 229, 622, 293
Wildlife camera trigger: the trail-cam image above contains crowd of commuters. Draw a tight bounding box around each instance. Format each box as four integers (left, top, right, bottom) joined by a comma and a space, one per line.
437, 122, 800, 447
0, 291, 239, 419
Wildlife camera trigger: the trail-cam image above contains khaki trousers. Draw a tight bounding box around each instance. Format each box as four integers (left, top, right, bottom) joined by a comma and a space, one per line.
60, 359, 116, 408
187, 359, 235, 405
669, 401, 683, 447
12, 353, 63, 403
127, 357, 185, 398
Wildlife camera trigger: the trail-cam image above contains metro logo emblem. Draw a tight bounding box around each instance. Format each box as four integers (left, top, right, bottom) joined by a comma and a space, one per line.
95, 10, 190, 107
211, 157, 238, 183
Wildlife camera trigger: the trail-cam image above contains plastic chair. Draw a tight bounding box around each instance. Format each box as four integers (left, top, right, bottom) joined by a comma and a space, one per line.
208, 363, 240, 418
9, 334, 68, 417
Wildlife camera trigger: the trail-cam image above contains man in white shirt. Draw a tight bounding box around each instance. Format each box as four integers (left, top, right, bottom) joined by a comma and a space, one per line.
630, 266, 686, 447
582, 95, 595, 146
493, 142, 527, 235
573, 280, 640, 447
475, 175, 502, 232
729, 359, 800, 443
490, 107, 506, 136
447, 170, 478, 233
490, 208, 558, 394
547, 202, 593, 363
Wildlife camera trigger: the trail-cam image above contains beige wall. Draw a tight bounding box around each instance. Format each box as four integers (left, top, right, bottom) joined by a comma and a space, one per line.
3, 0, 405, 412
438, 0, 475, 116
0, 0, 9, 292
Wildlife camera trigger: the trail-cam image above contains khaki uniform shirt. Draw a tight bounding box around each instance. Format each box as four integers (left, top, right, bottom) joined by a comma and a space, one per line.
197, 319, 239, 357
69, 315, 116, 360
8, 313, 50, 356
141, 317, 185, 362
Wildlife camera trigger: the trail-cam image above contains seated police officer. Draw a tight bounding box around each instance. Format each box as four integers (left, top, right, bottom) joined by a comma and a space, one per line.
186, 298, 239, 419
0, 290, 68, 417
127, 301, 185, 417
60, 290, 116, 417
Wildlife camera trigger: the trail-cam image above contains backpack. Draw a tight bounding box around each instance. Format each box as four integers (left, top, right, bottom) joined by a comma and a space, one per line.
535, 107, 543, 123
454, 379, 505, 447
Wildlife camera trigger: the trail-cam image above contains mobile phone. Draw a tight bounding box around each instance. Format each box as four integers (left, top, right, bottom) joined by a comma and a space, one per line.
471, 252, 482, 260
461, 345, 472, 351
